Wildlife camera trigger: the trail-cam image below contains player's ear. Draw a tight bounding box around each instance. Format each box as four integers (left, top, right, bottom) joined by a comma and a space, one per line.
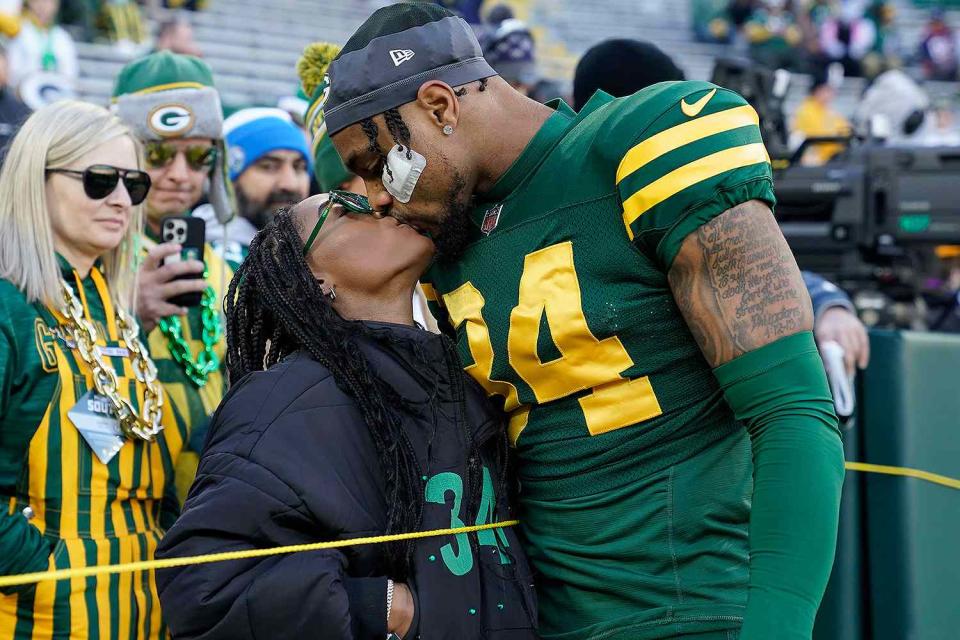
415, 81, 460, 134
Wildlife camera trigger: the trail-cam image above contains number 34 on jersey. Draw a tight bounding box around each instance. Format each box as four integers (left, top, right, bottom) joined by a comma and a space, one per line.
427, 241, 663, 445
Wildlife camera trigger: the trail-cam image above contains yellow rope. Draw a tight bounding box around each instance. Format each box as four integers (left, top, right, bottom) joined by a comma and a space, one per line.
1, 461, 957, 589
845, 461, 960, 490
0, 520, 518, 589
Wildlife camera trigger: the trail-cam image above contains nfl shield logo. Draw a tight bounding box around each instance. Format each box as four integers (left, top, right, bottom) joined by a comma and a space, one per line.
481, 204, 502, 235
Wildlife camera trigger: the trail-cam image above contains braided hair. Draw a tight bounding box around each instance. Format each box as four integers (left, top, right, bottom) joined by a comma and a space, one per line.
359, 78, 489, 178
226, 209, 434, 579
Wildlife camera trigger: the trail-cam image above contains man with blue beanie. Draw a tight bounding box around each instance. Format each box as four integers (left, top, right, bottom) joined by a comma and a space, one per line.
195, 107, 312, 267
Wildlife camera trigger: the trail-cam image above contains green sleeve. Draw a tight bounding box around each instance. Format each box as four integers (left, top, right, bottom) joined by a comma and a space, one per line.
0, 508, 52, 594
0, 296, 14, 421
610, 82, 776, 271
0, 285, 58, 488
713, 331, 845, 640
0, 300, 51, 593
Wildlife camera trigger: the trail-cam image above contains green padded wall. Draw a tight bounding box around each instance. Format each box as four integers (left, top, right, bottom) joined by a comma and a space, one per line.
860, 330, 960, 640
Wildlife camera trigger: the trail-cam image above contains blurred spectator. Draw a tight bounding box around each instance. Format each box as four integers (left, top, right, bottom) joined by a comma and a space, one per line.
817, 1, 877, 77
164, 0, 207, 10
806, 0, 832, 25
799, 0, 830, 65
195, 107, 311, 268
862, 0, 898, 75
155, 14, 202, 57
918, 8, 958, 81
692, 0, 734, 43
0, 0, 21, 37
434, 0, 482, 24
57, 0, 97, 40
573, 38, 683, 111
923, 98, 960, 146
478, 5, 559, 103
0, 44, 30, 155
728, 0, 756, 30
744, 0, 804, 70
101, 0, 148, 49
482, 10, 539, 96
929, 246, 960, 332
6, 0, 77, 89
792, 65, 851, 165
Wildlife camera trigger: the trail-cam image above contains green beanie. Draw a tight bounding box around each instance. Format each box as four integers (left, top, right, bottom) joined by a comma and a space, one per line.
312, 133, 353, 192
113, 50, 215, 98
297, 42, 352, 192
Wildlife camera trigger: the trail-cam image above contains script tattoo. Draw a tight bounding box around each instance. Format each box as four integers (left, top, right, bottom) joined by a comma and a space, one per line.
668, 200, 813, 367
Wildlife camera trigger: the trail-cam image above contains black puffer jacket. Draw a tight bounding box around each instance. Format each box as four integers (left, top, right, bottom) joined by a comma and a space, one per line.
156, 322, 538, 640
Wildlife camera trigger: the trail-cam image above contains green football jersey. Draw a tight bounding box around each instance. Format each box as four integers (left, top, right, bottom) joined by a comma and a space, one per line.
422, 81, 776, 639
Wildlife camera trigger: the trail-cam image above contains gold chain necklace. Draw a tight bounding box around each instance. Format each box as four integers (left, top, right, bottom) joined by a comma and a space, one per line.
58, 280, 164, 442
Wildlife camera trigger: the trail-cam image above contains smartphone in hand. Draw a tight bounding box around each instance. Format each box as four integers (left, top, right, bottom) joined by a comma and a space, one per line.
161, 216, 206, 308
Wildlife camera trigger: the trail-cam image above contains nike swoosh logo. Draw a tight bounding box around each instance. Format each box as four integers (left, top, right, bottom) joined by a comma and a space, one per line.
680, 88, 717, 118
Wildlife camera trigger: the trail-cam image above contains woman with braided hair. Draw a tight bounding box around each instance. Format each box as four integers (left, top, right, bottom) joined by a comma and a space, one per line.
155, 194, 538, 639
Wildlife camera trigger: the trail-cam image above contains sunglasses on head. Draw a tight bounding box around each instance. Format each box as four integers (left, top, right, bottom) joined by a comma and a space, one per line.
145, 142, 217, 171
46, 164, 152, 205
303, 190, 375, 256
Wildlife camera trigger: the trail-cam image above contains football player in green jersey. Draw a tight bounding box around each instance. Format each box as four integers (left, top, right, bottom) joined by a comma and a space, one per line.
313, 4, 845, 639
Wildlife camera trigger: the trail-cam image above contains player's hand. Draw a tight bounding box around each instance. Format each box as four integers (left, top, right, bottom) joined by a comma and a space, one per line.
137, 242, 207, 334
815, 306, 870, 375
388, 582, 415, 638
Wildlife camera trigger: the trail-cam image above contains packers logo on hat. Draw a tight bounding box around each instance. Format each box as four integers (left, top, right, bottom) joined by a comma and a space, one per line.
148, 103, 196, 137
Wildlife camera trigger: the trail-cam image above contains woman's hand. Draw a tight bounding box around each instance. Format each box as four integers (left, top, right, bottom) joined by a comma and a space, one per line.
388, 582, 415, 638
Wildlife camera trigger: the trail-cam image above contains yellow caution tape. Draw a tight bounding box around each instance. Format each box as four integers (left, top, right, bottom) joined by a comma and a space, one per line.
2, 461, 957, 589
0, 520, 518, 589
845, 461, 960, 490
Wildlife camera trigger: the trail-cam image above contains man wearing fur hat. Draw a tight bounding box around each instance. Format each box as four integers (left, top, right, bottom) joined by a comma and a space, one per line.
112, 51, 235, 501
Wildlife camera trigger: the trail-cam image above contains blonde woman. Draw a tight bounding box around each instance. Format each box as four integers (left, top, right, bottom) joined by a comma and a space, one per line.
0, 100, 187, 639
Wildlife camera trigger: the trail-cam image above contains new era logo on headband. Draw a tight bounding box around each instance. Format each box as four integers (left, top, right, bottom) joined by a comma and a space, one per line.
390, 49, 415, 66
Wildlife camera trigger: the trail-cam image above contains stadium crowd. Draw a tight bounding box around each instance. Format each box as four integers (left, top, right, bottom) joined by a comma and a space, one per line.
0, 1, 955, 639
693, 0, 960, 80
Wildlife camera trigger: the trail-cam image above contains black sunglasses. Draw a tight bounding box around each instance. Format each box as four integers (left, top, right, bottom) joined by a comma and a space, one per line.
47, 164, 152, 205
303, 190, 375, 256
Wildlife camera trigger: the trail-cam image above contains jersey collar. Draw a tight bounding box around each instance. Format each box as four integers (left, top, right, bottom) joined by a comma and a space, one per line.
56, 253, 105, 282
481, 99, 577, 205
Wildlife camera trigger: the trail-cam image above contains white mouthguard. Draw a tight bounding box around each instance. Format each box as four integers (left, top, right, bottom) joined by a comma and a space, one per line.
383, 144, 426, 204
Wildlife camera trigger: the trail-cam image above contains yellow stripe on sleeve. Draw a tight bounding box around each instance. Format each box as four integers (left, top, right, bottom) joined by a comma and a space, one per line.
622, 142, 770, 235
616, 104, 760, 184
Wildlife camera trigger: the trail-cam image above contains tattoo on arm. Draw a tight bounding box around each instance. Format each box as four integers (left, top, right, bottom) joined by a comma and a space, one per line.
667, 200, 813, 367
